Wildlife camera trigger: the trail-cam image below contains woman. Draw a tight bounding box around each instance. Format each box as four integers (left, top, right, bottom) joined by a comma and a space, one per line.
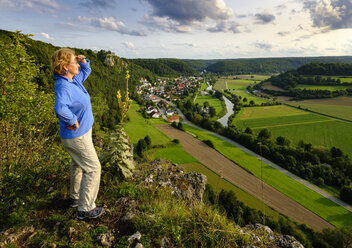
52, 48, 103, 220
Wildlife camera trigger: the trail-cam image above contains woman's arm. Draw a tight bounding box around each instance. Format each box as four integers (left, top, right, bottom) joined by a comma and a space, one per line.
74, 55, 91, 84
54, 84, 77, 127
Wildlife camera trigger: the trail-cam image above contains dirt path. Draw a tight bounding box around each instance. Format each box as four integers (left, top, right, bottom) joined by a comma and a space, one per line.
157, 124, 335, 232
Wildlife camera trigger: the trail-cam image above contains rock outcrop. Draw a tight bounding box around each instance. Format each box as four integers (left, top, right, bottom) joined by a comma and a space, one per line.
142, 159, 207, 204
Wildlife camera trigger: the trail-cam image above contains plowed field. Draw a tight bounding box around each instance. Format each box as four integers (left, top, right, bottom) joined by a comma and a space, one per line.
157, 125, 334, 232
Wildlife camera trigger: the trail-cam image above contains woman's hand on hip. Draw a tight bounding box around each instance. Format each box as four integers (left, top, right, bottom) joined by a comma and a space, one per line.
66, 120, 79, 130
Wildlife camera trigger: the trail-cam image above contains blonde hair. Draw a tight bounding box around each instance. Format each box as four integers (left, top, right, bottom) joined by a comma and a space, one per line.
51, 48, 75, 75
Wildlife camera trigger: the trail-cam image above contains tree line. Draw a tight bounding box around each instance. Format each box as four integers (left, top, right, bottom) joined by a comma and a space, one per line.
177, 90, 352, 205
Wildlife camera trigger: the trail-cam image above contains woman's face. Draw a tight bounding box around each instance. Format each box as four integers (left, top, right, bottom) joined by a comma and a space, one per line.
67, 53, 80, 76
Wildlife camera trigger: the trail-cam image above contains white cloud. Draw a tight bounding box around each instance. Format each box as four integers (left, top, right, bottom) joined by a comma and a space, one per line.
207, 21, 242, 33
254, 41, 272, 50
304, 0, 352, 30
77, 16, 146, 36
40, 32, 54, 40
142, 15, 192, 33
123, 41, 135, 49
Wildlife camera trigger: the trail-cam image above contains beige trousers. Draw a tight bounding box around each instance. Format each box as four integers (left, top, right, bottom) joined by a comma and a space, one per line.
61, 128, 101, 212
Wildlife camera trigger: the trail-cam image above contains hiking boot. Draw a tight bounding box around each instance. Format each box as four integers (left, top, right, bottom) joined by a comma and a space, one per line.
69, 198, 79, 208
77, 207, 104, 220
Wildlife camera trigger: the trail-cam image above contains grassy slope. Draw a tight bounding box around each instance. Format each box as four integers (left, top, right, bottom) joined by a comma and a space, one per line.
124, 102, 170, 146
183, 125, 352, 228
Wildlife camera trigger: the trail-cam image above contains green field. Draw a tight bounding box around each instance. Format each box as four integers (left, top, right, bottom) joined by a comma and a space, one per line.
234, 91, 270, 105
214, 77, 258, 91
233, 105, 352, 157
125, 102, 170, 146
303, 76, 352, 83
125, 101, 282, 220
200, 82, 208, 91
195, 95, 226, 118
296, 84, 352, 91
236, 105, 305, 120
183, 124, 352, 228
287, 97, 352, 121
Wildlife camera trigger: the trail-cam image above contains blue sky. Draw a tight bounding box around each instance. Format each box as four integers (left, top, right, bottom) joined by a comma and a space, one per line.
1, 0, 352, 59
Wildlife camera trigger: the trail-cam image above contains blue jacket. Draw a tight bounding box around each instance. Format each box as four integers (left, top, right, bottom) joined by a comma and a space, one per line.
54, 60, 94, 139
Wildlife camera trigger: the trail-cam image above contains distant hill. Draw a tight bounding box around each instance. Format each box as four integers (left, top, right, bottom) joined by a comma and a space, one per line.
130, 58, 198, 76
204, 57, 352, 74
132, 56, 352, 75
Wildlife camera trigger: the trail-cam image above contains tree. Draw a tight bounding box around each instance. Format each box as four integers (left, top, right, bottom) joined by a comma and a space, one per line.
340, 184, 352, 204
276, 136, 290, 146
209, 106, 216, 117
316, 177, 325, 187
177, 122, 183, 130
249, 100, 255, 105
258, 128, 271, 140
136, 139, 147, 156
243, 97, 247, 103
331, 147, 343, 158
144, 135, 151, 148
0, 31, 57, 174
244, 127, 253, 134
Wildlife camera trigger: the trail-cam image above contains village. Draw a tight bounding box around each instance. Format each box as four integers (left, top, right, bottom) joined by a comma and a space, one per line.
136, 76, 203, 123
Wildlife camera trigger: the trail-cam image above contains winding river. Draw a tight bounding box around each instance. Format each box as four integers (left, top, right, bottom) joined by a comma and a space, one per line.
217, 96, 234, 127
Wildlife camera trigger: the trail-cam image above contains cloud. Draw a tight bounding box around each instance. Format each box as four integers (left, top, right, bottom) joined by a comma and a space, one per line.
40, 32, 54, 40
173, 43, 194, 47
144, 0, 233, 25
254, 12, 275, 24
142, 15, 192, 33
235, 13, 247, 18
304, 0, 352, 30
254, 42, 272, 50
0, 0, 17, 8
123, 41, 135, 49
276, 4, 287, 10
207, 21, 241, 33
296, 24, 304, 30
277, 31, 290, 36
78, 16, 146, 36
1, 0, 59, 12
81, 0, 116, 9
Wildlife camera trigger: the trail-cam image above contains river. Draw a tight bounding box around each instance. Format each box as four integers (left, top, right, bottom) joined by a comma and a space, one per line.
217, 96, 234, 127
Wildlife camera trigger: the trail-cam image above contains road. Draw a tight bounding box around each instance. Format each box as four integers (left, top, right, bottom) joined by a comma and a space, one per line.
158, 124, 334, 231
167, 100, 352, 213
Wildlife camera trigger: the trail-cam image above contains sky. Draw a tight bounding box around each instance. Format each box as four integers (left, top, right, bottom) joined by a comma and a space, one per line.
1, 0, 352, 59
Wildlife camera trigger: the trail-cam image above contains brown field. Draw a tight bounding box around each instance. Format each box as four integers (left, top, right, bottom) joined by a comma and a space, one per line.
261, 82, 285, 91
157, 125, 334, 232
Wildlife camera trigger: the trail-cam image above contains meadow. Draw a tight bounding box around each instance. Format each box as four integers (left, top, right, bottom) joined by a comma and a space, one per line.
233, 105, 352, 157
296, 84, 352, 91
195, 95, 227, 119
124, 102, 170, 146
214, 77, 257, 91
183, 125, 352, 228
200, 82, 208, 91
286, 96, 352, 121
214, 77, 270, 105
